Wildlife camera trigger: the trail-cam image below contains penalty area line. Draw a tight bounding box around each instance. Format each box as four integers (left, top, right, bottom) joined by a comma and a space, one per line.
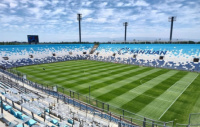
158, 74, 199, 120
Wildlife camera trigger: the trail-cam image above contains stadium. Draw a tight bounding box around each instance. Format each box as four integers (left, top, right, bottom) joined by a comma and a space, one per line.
0, 43, 200, 127
0, 0, 200, 127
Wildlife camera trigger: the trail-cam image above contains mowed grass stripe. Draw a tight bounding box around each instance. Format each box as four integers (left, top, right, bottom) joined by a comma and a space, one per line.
38, 60, 115, 73
60, 65, 139, 88
71, 66, 148, 91
137, 73, 198, 120
26, 63, 123, 85
96, 69, 169, 102
160, 75, 200, 123
17, 61, 101, 75
18, 60, 109, 83
23, 61, 132, 85
22, 60, 138, 86
121, 71, 188, 114
92, 68, 163, 100
18, 60, 95, 71
37, 61, 121, 80
78, 67, 155, 94
43, 63, 137, 86
108, 70, 178, 107
21, 63, 111, 82
27, 60, 130, 76
19, 60, 113, 76
21, 60, 123, 80
52, 61, 134, 80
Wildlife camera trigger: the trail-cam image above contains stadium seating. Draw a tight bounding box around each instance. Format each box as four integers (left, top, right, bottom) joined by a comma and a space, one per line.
0, 44, 93, 61
0, 75, 122, 127
92, 44, 200, 72
0, 44, 200, 72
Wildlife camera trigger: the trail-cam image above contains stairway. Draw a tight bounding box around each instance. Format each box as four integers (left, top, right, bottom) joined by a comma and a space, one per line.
90, 43, 99, 54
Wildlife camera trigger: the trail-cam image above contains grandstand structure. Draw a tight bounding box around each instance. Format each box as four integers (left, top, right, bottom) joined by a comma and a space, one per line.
0, 43, 200, 127
0, 44, 200, 71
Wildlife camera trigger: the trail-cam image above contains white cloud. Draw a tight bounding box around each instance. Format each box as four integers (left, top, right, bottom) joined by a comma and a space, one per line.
44, 10, 51, 15
2, 23, 9, 27
52, 8, 66, 15
9, 1, 18, 8
98, 9, 114, 18
134, 0, 149, 6
0, 0, 199, 42
78, 8, 94, 17
84, 9, 114, 23
31, 1, 50, 7
117, 2, 124, 7
96, 18, 107, 23
122, 0, 149, 7
48, 20, 59, 24
82, 1, 93, 6
98, 2, 108, 8
66, 21, 73, 24
124, 3, 132, 6
84, 18, 93, 22
0, 14, 23, 23
0, 3, 7, 9
10, 10, 16, 13
51, 1, 59, 6
19, 0, 28, 4
28, 7, 43, 19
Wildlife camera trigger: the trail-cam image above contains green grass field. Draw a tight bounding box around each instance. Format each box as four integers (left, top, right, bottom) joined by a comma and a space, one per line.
15, 60, 200, 124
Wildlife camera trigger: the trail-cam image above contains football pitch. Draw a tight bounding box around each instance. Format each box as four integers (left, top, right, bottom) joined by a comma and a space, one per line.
15, 60, 200, 124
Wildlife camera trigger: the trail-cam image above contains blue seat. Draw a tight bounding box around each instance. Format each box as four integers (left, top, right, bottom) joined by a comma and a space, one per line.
58, 125, 68, 127
10, 109, 22, 118
25, 119, 37, 126
19, 114, 28, 120
67, 119, 73, 124
15, 124, 24, 127
45, 108, 49, 113
3, 105, 12, 111
51, 119, 58, 125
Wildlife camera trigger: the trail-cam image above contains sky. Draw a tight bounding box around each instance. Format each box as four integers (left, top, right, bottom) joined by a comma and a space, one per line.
0, 0, 200, 42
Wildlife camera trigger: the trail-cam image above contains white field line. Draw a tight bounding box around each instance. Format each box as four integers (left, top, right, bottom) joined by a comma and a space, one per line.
72, 66, 148, 91
107, 70, 177, 107
158, 73, 199, 120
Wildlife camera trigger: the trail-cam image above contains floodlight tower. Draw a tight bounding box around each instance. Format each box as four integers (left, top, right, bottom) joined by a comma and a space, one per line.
77, 13, 82, 43
168, 16, 176, 43
123, 22, 128, 43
